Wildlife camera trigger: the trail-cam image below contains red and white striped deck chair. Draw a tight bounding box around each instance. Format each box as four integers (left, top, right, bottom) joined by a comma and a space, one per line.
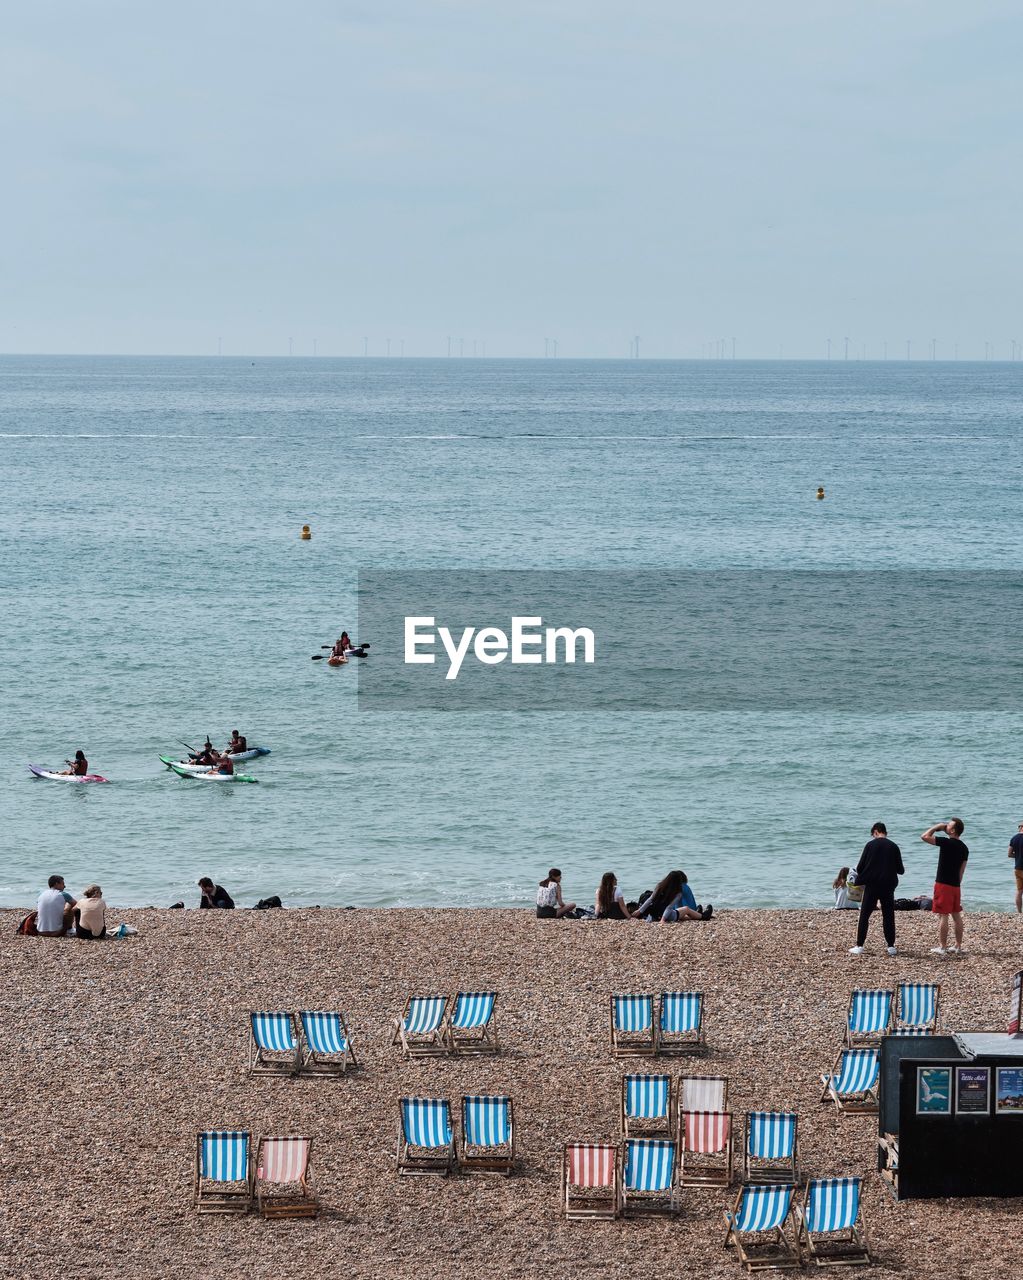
255, 1136, 318, 1219
680, 1075, 729, 1114
679, 1110, 733, 1188
562, 1143, 620, 1220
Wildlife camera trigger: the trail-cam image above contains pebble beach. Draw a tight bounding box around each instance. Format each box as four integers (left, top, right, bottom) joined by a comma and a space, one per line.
2, 907, 1020, 1279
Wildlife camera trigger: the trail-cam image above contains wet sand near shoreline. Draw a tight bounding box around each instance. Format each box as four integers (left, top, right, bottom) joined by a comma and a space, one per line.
1, 907, 1020, 1279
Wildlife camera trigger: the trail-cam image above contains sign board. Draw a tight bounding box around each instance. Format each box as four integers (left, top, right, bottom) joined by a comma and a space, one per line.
955, 1066, 990, 1114
1009, 970, 1023, 1037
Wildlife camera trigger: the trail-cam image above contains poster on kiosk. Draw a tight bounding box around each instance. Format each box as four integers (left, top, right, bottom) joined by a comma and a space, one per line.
1009, 970, 1023, 1038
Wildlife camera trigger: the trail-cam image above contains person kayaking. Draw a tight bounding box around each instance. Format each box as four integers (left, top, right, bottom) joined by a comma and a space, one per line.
214, 753, 235, 776
226, 730, 247, 754
340, 631, 352, 653
59, 750, 88, 777
195, 741, 221, 766
329, 637, 350, 662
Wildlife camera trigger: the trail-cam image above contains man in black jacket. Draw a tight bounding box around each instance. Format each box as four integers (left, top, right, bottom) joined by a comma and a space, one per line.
849, 822, 905, 956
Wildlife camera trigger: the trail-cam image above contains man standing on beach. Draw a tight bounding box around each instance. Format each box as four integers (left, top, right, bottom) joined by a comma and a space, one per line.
1008, 822, 1023, 914
922, 818, 968, 955
849, 822, 904, 956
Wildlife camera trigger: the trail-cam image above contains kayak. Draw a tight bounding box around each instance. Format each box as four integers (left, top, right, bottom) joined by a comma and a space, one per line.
29, 764, 110, 784
168, 762, 257, 783
327, 655, 348, 666
159, 747, 270, 769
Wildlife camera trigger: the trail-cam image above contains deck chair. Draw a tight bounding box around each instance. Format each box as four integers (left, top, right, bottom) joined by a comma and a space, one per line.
680, 1075, 728, 1113
448, 992, 498, 1054
844, 989, 892, 1046
397, 1097, 457, 1176
299, 1010, 357, 1074
254, 1136, 318, 1218
895, 982, 939, 1035
796, 1177, 871, 1266
679, 1110, 733, 1187
610, 994, 656, 1057
194, 1130, 252, 1214
659, 992, 707, 1056
743, 1112, 799, 1185
819, 1049, 879, 1114
724, 1183, 799, 1272
621, 1074, 673, 1137
392, 995, 450, 1058
460, 1095, 514, 1174
562, 1143, 620, 1220
621, 1138, 679, 1215
247, 1012, 300, 1076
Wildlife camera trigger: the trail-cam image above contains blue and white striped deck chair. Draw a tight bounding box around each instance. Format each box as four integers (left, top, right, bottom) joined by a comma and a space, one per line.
247, 1012, 300, 1076
397, 1097, 457, 1176
460, 1095, 515, 1174
796, 1177, 871, 1266
392, 995, 450, 1058
820, 1048, 879, 1114
622, 1138, 680, 1215
724, 1183, 799, 1272
447, 992, 498, 1054
194, 1130, 252, 1214
743, 1112, 799, 1185
299, 1010, 357, 1075
610, 994, 656, 1057
659, 991, 707, 1056
895, 982, 939, 1035
621, 1074, 672, 1137
844, 988, 892, 1047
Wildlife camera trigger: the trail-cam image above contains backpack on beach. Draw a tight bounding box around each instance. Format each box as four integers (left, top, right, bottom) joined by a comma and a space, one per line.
16, 911, 39, 937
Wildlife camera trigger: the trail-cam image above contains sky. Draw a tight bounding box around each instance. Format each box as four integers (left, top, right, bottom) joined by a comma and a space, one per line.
2, 0, 1021, 358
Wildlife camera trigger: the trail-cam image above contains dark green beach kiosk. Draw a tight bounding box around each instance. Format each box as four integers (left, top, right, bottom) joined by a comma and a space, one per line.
878, 974, 1023, 1200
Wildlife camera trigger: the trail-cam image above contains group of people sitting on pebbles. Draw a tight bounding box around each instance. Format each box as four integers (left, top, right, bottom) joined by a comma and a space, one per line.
535, 868, 713, 922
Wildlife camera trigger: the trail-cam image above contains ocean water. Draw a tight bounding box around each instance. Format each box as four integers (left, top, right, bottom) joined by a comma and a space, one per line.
2, 355, 1021, 911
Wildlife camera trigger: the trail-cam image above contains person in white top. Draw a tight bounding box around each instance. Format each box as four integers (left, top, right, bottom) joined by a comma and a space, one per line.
536, 868, 576, 919
832, 866, 860, 910
594, 872, 642, 920
75, 884, 107, 940
36, 874, 76, 936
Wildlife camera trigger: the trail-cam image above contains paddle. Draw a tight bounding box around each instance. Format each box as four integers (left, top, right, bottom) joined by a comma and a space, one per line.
311, 655, 324, 660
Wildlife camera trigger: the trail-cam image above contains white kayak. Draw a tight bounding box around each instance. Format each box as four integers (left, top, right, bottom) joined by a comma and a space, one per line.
168, 762, 257, 783
159, 747, 269, 770
29, 764, 110, 783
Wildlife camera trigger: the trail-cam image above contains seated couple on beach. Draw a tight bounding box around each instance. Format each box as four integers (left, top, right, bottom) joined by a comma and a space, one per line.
600, 869, 713, 922
34, 876, 107, 939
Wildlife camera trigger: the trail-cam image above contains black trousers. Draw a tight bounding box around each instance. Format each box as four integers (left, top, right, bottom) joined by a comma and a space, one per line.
856, 883, 896, 947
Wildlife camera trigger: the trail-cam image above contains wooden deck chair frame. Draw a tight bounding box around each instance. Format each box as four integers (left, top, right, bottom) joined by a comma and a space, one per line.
299, 1009, 358, 1075
246, 1011, 301, 1077
391, 995, 451, 1058
877, 1132, 899, 1199
819, 1049, 879, 1115
254, 1135, 318, 1219
678, 1109, 733, 1188
459, 1095, 515, 1175
795, 1179, 871, 1267
621, 1138, 681, 1216
680, 1074, 729, 1113
610, 994, 657, 1058
894, 982, 940, 1035
724, 1184, 800, 1273
193, 1131, 253, 1215
658, 991, 708, 1057
562, 1142, 621, 1220
844, 988, 893, 1048
447, 992, 499, 1055
621, 1073, 674, 1138
743, 1114, 799, 1186
396, 1100, 457, 1177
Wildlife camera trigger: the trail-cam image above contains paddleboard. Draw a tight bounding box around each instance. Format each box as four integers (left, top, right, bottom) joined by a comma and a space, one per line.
28, 764, 110, 783
168, 762, 257, 783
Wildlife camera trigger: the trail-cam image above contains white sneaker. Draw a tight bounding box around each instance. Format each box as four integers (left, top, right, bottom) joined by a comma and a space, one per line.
947, 944, 958, 954
849, 945, 865, 955
887, 946, 897, 956
930, 946, 947, 955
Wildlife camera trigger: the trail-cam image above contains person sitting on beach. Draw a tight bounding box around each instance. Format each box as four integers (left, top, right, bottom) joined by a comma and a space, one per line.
74, 885, 107, 940
639, 870, 712, 923
37, 875, 76, 936
198, 877, 235, 909
832, 867, 860, 909
594, 872, 642, 920
58, 750, 88, 777
226, 730, 247, 754
536, 868, 576, 919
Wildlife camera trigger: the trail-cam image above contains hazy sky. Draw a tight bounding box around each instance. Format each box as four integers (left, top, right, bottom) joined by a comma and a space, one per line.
3, 1, 1020, 357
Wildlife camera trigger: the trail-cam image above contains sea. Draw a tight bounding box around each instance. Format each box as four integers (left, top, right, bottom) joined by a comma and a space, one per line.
2, 355, 1021, 911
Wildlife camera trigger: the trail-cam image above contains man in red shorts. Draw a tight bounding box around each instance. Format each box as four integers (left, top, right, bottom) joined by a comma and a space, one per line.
921, 818, 969, 955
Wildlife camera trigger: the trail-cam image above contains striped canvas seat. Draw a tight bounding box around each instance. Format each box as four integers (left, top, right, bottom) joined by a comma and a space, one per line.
845, 989, 893, 1045
248, 1012, 300, 1076
255, 1136, 317, 1218
725, 1183, 799, 1271
393, 995, 450, 1058
622, 1074, 672, 1136
896, 982, 939, 1034
194, 1130, 252, 1214
797, 1177, 871, 1266
744, 1112, 798, 1184
299, 1010, 357, 1074
460, 1095, 514, 1173
448, 992, 498, 1054
680, 1075, 728, 1113
611, 995, 656, 1056
562, 1143, 620, 1219
679, 1110, 733, 1187
659, 992, 707, 1055
398, 1098, 456, 1175
821, 1049, 879, 1113
622, 1139, 679, 1214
